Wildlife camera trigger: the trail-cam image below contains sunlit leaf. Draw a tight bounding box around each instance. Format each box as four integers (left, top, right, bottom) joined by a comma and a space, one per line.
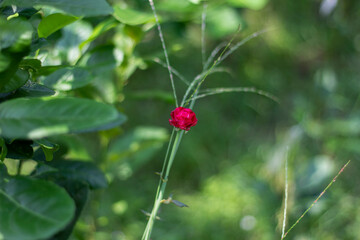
41, 67, 93, 91
38, 13, 78, 38
79, 18, 118, 50
113, 6, 155, 26
0, 18, 32, 91
0, 17, 33, 51
0, 97, 127, 139
227, 0, 269, 10
3, 0, 113, 17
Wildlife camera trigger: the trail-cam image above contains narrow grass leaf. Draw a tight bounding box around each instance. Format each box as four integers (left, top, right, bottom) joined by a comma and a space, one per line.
189, 87, 279, 103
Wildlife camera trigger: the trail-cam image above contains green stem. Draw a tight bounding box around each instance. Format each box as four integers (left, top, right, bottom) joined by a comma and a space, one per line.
142, 130, 184, 240
17, 160, 23, 175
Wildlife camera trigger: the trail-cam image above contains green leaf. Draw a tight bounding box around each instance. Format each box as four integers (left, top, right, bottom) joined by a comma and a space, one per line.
0, 17, 33, 51
36, 160, 107, 189
48, 181, 89, 240
79, 18, 118, 50
0, 18, 32, 91
35, 139, 59, 162
11, 82, 55, 98
0, 177, 75, 240
40, 67, 93, 91
0, 162, 9, 188
19, 59, 42, 72
227, 0, 269, 10
113, 6, 155, 25
3, 0, 113, 17
0, 69, 29, 93
38, 13, 78, 38
0, 97, 127, 139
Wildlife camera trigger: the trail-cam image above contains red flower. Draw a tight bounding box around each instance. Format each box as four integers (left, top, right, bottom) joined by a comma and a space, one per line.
169, 107, 198, 131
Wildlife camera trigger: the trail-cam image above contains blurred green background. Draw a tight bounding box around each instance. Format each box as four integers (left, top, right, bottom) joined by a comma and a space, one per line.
73, 0, 360, 239
4, 0, 360, 239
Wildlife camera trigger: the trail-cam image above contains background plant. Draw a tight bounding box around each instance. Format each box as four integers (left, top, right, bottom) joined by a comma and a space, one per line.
1, 0, 359, 240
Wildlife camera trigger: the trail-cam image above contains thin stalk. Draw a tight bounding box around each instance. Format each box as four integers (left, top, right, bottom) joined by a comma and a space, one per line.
282, 160, 351, 239
153, 58, 190, 85
17, 160, 23, 175
148, 0, 179, 107
201, 3, 208, 69
142, 129, 175, 237
183, 26, 241, 107
281, 147, 289, 239
142, 130, 184, 240
188, 87, 280, 103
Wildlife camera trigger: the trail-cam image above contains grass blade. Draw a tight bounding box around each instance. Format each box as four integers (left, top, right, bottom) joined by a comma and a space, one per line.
148, 0, 178, 107
201, 3, 208, 69
281, 147, 289, 239
188, 87, 280, 103
153, 58, 190, 85
282, 160, 351, 239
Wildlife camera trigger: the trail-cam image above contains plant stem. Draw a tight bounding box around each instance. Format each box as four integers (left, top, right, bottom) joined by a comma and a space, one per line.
17, 160, 23, 175
142, 130, 184, 240
148, 0, 178, 107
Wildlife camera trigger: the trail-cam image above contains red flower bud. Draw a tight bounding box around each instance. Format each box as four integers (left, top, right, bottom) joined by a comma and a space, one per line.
169, 107, 198, 131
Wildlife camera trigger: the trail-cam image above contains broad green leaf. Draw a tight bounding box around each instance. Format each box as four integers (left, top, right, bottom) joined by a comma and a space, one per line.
36, 160, 107, 189
0, 177, 75, 240
0, 69, 29, 93
3, 0, 113, 17
227, 0, 269, 10
11, 82, 55, 98
0, 18, 32, 91
48, 180, 89, 240
113, 6, 155, 25
0, 97, 127, 139
19, 59, 42, 72
157, 0, 198, 13
35, 65, 67, 77
38, 13, 78, 38
41, 67, 93, 91
0, 17, 33, 51
51, 20, 93, 65
79, 18, 118, 50
32, 161, 90, 240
